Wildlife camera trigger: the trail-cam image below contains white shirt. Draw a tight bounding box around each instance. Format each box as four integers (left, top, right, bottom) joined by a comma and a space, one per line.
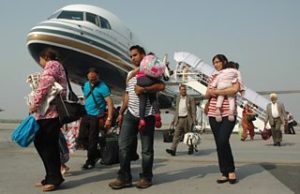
178, 96, 188, 117
271, 102, 279, 118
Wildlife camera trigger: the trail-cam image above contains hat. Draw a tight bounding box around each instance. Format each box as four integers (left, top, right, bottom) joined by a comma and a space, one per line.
140, 55, 166, 78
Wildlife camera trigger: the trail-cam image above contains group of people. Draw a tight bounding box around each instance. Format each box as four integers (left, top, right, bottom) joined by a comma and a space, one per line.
26, 45, 294, 191
27, 45, 165, 191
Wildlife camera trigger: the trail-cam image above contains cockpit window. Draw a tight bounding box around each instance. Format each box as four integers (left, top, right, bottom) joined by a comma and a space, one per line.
100, 16, 111, 29
86, 12, 99, 26
57, 11, 83, 21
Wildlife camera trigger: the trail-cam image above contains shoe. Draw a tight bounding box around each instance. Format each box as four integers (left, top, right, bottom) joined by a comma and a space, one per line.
131, 153, 140, 161
216, 176, 229, 184
35, 179, 46, 187
277, 142, 281, 147
82, 162, 95, 170
188, 150, 194, 155
109, 179, 132, 190
273, 143, 277, 146
228, 173, 237, 184
155, 113, 162, 128
42, 184, 57, 191
166, 149, 176, 156
136, 179, 152, 189
138, 119, 146, 131
155, 121, 162, 128
35, 182, 44, 188
229, 178, 237, 184
61, 166, 70, 175
241, 138, 245, 141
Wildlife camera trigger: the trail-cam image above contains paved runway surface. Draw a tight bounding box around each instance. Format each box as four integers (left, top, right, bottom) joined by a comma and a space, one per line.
0, 123, 299, 194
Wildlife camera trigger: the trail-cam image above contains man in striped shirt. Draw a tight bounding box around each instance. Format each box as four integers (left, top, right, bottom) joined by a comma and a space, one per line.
109, 45, 165, 189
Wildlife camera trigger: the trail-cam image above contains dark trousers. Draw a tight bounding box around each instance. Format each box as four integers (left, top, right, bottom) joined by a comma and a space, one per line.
34, 117, 64, 186
209, 116, 236, 177
118, 111, 155, 181
288, 123, 296, 134
78, 115, 101, 164
137, 76, 160, 119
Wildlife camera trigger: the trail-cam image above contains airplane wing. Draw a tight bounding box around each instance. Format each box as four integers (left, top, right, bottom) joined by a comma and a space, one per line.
257, 90, 300, 95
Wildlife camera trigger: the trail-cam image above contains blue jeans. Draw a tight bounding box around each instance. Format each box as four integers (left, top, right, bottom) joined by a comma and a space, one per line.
118, 111, 155, 182
209, 116, 236, 177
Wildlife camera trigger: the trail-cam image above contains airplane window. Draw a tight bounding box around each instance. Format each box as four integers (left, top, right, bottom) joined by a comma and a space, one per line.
48, 11, 61, 20
86, 12, 99, 26
99, 17, 111, 29
57, 11, 83, 21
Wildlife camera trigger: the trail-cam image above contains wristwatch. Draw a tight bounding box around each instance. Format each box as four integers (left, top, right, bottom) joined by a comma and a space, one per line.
107, 117, 112, 121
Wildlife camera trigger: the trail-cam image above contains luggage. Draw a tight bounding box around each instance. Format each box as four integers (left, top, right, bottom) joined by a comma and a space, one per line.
260, 128, 272, 140
11, 115, 40, 147
163, 125, 175, 143
99, 128, 119, 165
183, 132, 201, 151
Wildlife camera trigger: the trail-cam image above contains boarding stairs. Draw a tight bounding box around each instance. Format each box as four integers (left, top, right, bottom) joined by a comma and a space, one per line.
166, 52, 270, 132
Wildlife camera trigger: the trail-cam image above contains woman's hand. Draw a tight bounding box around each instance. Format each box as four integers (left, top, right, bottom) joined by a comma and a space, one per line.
207, 88, 218, 98
29, 105, 37, 113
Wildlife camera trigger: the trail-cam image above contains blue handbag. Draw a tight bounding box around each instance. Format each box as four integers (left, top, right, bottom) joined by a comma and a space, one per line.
11, 115, 40, 147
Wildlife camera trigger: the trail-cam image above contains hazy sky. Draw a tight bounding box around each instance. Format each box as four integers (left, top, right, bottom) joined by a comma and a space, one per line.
0, 0, 299, 120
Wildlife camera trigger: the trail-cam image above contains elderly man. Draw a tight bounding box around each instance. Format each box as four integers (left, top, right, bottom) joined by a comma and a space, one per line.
264, 93, 287, 146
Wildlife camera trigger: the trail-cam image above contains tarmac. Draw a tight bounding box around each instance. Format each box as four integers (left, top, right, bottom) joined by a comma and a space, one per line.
0, 122, 299, 194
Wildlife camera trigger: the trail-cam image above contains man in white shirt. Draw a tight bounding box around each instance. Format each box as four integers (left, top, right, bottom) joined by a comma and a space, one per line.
265, 93, 287, 146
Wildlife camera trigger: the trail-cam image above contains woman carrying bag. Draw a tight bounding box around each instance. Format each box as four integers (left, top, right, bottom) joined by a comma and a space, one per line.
29, 47, 67, 191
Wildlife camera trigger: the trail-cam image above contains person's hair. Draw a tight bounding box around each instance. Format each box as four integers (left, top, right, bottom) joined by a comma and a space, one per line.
129, 45, 146, 55
270, 93, 277, 99
39, 47, 60, 61
226, 61, 239, 70
179, 84, 186, 89
212, 54, 228, 70
86, 67, 99, 76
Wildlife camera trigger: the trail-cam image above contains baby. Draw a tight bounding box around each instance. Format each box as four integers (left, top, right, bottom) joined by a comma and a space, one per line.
137, 54, 166, 130
25, 72, 63, 116
211, 61, 245, 122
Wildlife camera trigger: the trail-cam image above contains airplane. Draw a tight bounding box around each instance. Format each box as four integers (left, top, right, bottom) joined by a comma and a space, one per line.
0, 108, 4, 112
27, 4, 173, 107
27, 4, 295, 132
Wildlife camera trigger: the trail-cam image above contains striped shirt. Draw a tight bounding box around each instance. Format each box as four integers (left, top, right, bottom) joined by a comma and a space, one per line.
126, 77, 154, 117
207, 74, 237, 117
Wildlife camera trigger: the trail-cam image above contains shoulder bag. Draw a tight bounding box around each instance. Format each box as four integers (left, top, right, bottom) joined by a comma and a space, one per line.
55, 68, 86, 124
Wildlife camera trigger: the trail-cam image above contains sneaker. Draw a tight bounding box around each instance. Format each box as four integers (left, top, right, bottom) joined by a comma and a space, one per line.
82, 162, 95, 170
138, 119, 146, 131
109, 179, 132, 190
165, 149, 176, 156
136, 179, 152, 189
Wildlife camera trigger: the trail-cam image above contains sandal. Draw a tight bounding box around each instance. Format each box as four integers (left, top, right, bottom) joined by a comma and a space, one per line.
42, 184, 57, 192
35, 182, 44, 187
216, 176, 229, 184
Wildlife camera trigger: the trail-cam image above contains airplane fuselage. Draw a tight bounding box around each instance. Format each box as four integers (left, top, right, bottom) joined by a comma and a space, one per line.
27, 4, 141, 97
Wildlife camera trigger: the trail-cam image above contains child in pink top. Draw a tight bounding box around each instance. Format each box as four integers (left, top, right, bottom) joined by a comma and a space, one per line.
137, 54, 166, 130
211, 61, 245, 122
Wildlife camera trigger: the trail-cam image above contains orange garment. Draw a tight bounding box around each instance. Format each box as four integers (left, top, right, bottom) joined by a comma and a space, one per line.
241, 107, 255, 140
